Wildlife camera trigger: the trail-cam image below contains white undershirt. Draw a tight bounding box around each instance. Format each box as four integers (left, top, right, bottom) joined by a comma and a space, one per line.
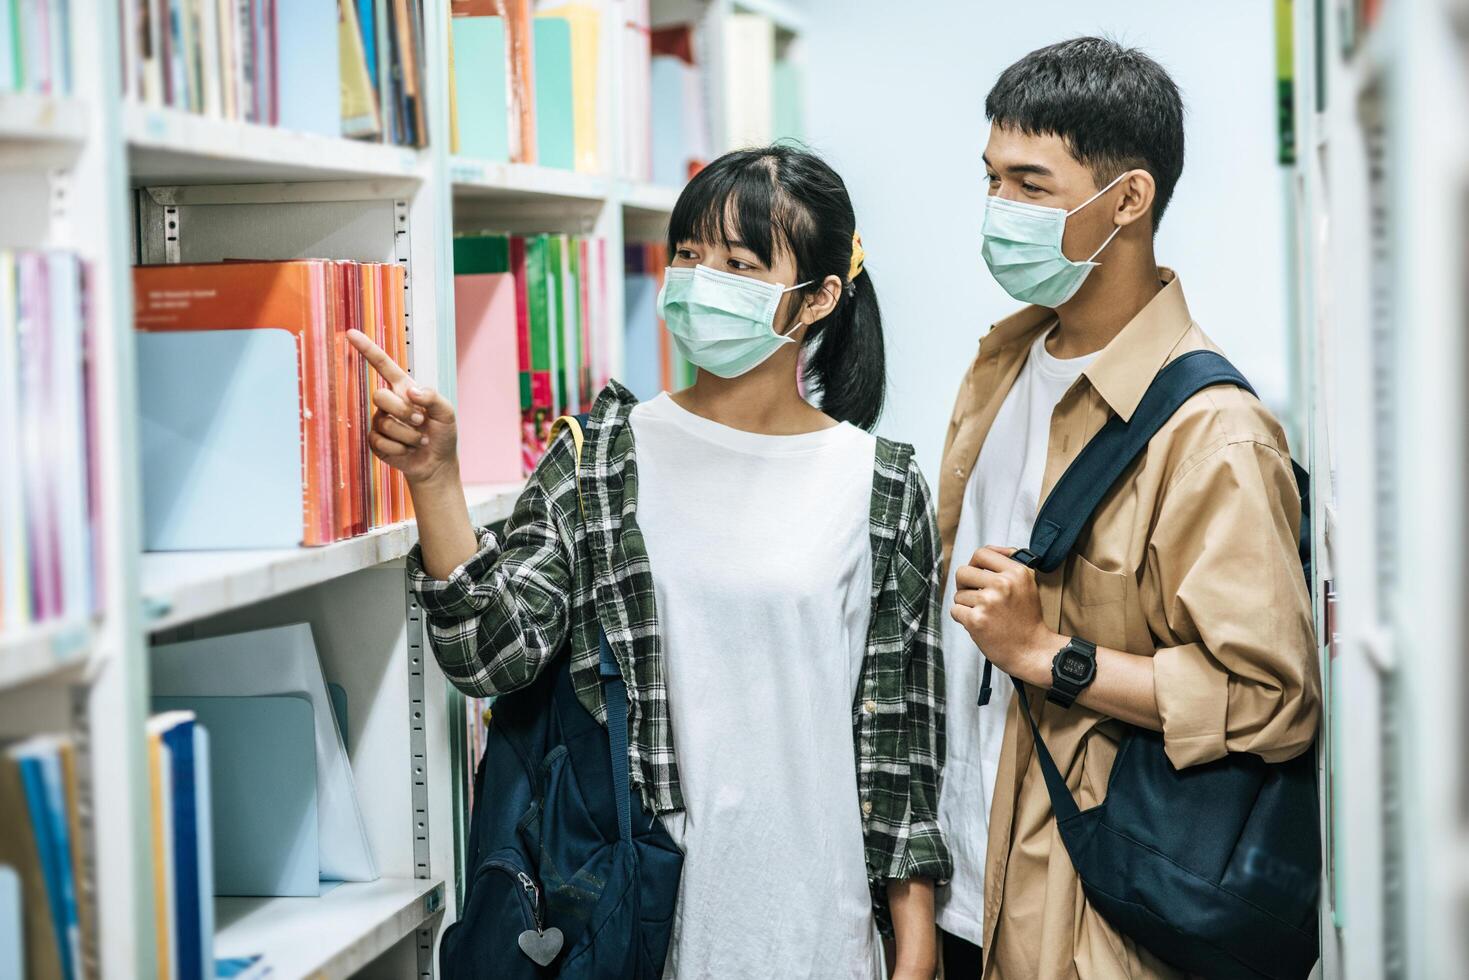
629, 393, 882, 980
935, 326, 1099, 946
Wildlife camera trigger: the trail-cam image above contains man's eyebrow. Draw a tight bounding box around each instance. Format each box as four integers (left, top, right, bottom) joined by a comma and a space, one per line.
981, 155, 1054, 178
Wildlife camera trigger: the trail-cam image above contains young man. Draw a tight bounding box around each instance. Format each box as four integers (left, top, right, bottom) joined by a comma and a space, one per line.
934, 38, 1321, 979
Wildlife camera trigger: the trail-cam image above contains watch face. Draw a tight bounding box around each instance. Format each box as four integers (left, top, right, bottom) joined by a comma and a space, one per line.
1059, 651, 1092, 682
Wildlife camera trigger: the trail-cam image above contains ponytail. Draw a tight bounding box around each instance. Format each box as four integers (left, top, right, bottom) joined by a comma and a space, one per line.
803, 269, 885, 431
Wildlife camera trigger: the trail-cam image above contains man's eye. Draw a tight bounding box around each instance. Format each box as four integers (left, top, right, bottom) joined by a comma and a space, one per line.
1022, 182, 1043, 194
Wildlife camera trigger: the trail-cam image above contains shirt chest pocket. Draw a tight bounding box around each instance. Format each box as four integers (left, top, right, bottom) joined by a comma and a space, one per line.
1059, 553, 1132, 652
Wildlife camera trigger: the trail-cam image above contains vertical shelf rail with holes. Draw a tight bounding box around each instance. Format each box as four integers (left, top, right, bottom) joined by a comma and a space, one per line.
1289, 0, 1469, 977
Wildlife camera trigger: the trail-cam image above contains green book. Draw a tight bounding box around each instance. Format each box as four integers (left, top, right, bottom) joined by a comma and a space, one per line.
565, 240, 584, 409
524, 235, 555, 418
451, 17, 510, 162
532, 18, 575, 170
453, 233, 510, 275
546, 235, 567, 413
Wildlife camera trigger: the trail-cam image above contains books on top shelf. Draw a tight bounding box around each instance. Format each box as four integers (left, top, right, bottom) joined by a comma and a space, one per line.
618, 0, 650, 181
1, 733, 89, 980
650, 24, 711, 188
116, 0, 429, 147
1, 1, 73, 96
133, 259, 412, 550
0, 250, 99, 637
454, 231, 610, 474
448, 0, 602, 172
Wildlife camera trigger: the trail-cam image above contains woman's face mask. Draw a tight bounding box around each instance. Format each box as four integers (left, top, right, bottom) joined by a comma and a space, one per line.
980, 170, 1127, 308
657, 265, 811, 379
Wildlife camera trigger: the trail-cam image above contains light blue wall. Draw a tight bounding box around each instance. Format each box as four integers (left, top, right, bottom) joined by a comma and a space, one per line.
799, 1, 1291, 480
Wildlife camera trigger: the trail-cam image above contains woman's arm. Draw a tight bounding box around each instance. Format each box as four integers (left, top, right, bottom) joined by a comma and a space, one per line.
352, 329, 575, 698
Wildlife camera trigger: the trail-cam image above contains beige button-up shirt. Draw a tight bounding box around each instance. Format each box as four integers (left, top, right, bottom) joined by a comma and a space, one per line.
938, 272, 1321, 979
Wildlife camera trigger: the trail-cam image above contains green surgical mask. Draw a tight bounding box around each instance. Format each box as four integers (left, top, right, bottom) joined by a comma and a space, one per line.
980, 171, 1126, 307
657, 265, 811, 379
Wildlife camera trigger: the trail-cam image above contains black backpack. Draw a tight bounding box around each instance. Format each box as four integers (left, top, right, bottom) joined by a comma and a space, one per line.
986, 349, 1321, 980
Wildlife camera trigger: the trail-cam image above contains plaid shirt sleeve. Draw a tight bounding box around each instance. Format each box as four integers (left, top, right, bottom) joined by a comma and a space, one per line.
887, 458, 952, 883
406, 433, 579, 698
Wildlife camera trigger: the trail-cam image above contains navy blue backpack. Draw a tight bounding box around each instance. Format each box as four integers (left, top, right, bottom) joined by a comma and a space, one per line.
987, 350, 1321, 980
439, 415, 682, 979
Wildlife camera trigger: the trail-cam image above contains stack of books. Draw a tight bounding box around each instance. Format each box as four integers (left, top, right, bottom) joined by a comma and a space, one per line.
448, 0, 601, 171
0, 1, 73, 96
117, 0, 430, 146
133, 260, 412, 550
453, 232, 612, 475
0, 250, 98, 636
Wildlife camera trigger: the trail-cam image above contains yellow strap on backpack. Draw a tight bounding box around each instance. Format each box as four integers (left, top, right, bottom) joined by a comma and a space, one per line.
547, 414, 587, 513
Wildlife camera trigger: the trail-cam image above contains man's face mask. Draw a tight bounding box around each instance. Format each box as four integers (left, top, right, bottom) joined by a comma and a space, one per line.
980, 171, 1127, 308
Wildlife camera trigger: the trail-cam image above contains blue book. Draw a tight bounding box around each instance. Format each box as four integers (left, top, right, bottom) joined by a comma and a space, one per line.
11, 740, 78, 980
161, 717, 203, 980
138, 328, 304, 550
275, 0, 341, 136
356, 0, 378, 90
622, 272, 660, 402
533, 18, 575, 169
0, 864, 22, 980
452, 16, 509, 162
650, 55, 689, 188
152, 696, 319, 898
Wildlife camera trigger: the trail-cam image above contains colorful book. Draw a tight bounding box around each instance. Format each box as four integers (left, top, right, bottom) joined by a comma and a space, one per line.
450, 15, 509, 161
454, 271, 523, 483
532, 16, 574, 169
0, 743, 64, 980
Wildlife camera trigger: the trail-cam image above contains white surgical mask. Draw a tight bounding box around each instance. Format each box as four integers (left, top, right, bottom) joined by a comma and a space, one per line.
656, 265, 811, 378
980, 171, 1127, 307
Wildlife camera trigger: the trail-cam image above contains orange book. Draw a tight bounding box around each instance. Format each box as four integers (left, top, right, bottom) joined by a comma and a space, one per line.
326, 262, 352, 541
390, 263, 413, 522
134, 262, 335, 545
362, 266, 384, 529
504, 0, 536, 163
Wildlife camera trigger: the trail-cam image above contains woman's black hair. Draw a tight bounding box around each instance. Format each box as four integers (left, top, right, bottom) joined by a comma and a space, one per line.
666, 144, 886, 430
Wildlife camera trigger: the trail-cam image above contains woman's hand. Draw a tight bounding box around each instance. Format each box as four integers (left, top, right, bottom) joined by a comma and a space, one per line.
887, 878, 938, 979
348, 329, 459, 487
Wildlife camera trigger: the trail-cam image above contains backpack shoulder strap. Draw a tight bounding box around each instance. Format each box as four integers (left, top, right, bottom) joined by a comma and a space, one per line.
975, 350, 1254, 708
1016, 349, 1255, 573
547, 411, 633, 839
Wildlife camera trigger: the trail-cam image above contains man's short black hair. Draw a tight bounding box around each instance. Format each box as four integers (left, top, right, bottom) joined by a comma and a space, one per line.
985, 36, 1185, 228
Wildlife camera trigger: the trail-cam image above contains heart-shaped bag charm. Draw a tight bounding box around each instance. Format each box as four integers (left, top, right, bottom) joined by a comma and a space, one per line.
518, 927, 564, 967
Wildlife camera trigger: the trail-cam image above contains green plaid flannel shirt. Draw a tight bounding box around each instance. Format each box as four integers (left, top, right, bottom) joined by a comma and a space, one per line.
409, 381, 952, 932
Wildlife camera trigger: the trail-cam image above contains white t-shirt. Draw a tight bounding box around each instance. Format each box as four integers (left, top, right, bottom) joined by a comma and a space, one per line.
629, 393, 883, 980
935, 326, 1099, 946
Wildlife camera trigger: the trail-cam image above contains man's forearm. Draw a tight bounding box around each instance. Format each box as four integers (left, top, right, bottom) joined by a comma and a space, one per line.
1010, 632, 1163, 730
887, 877, 937, 978
410, 468, 481, 581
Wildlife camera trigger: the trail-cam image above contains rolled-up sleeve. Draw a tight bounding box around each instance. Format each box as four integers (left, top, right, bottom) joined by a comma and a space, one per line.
1147, 438, 1320, 768
407, 434, 575, 698
888, 463, 953, 883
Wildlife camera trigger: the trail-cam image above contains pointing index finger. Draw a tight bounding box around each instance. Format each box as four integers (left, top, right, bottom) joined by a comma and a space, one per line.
348, 328, 409, 386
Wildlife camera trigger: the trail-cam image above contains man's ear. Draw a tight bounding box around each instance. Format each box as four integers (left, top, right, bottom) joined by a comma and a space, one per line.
1114, 170, 1157, 229
801, 275, 845, 325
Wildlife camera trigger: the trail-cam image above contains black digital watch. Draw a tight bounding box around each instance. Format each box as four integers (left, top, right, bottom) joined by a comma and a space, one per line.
1047, 637, 1098, 709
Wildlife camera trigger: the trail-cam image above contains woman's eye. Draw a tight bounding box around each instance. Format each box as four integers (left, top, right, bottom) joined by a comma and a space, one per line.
728, 259, 754, 272
675, 248, 698, 260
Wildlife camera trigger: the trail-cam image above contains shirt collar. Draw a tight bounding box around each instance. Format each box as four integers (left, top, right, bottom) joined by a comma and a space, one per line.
980, 268, 1192, 423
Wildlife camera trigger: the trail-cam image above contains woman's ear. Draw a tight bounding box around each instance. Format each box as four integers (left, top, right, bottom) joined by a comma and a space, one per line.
801, 275, 845, 325
1114, 169, 1156, 229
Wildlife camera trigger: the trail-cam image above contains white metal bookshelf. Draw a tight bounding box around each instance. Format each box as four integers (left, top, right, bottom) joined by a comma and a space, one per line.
0, 0, 800, 977
1288, 1, 1469, 977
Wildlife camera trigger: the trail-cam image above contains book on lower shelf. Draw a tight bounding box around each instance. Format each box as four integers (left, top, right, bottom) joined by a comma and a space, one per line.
1, 1, 73, 96
133, 259, 411, 550
1, 733, 90, 980
623, 242, 689, 402
0, 250, 99, 639
117, 0, 429, 146
454, 231, 610, 474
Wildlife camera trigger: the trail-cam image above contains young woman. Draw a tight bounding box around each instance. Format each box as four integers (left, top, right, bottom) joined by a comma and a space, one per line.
350, 145, 950, 979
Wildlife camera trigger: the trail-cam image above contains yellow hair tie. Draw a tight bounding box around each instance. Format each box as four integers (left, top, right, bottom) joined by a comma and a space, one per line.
848, 231, 865, 282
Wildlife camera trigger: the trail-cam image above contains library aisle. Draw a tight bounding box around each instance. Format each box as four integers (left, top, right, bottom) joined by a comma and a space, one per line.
3, 1, 1464, 979
0, 0, 804, 977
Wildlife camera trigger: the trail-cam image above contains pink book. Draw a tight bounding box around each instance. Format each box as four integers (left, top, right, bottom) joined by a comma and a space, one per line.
455, 273, 524, 484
